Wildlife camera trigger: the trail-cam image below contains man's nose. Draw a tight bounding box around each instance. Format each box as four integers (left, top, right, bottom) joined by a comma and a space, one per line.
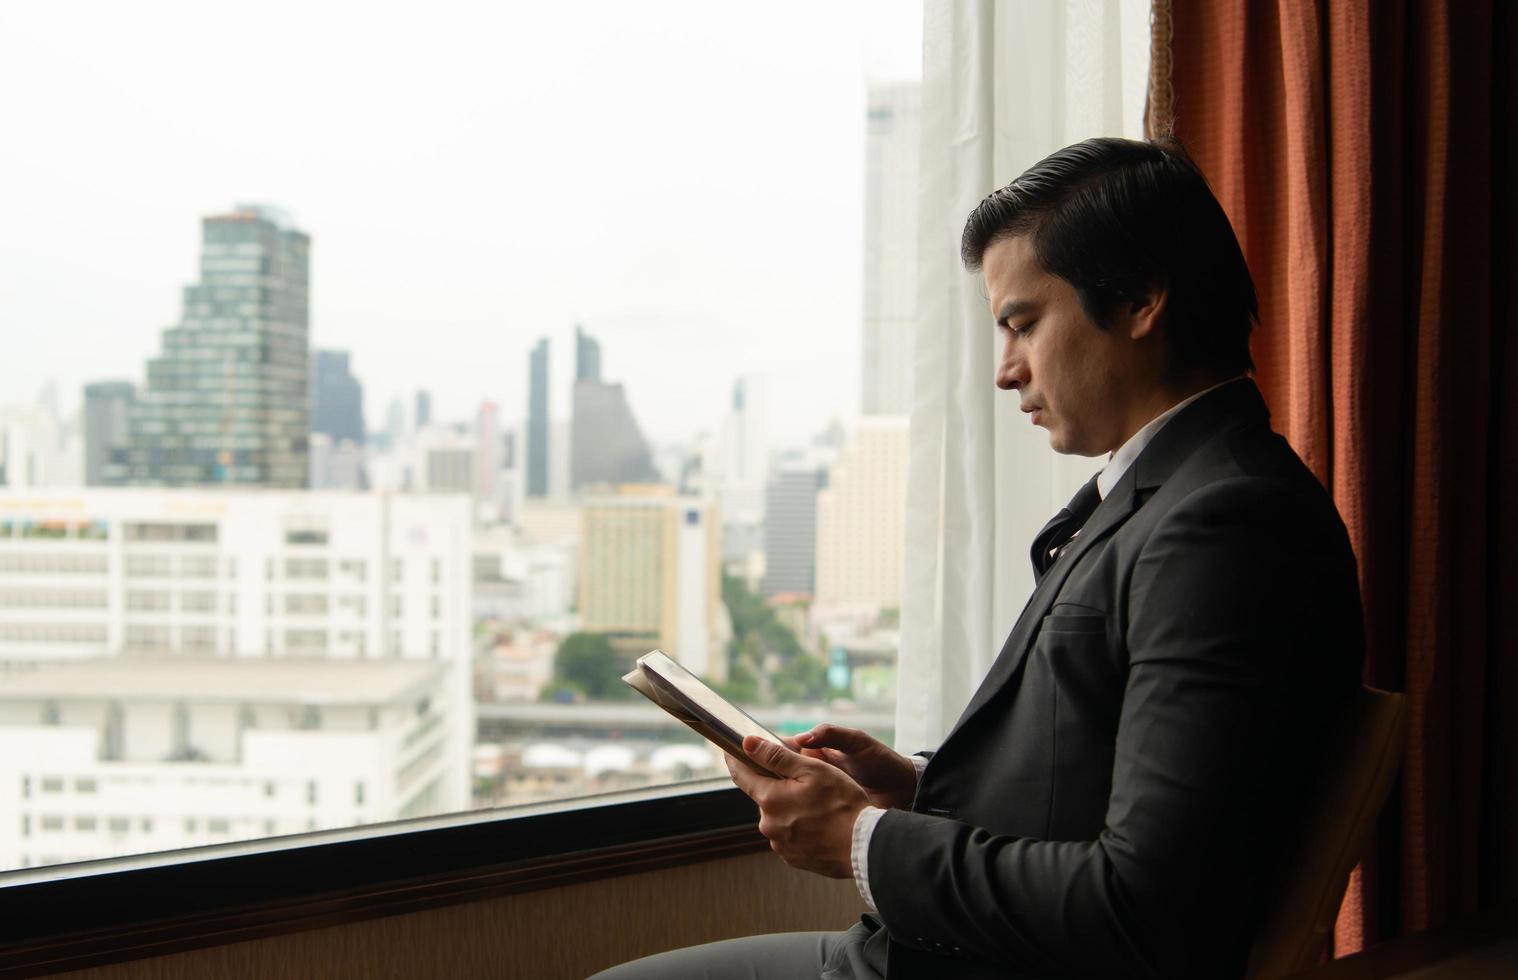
996, 338, 1025, 390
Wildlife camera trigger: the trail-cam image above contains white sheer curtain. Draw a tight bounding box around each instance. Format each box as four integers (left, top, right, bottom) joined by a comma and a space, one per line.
896, 0, 1153, 752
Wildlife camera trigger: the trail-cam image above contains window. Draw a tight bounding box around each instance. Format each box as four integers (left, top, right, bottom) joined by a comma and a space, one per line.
0, 1, 922, 885
180, 590, 217, 613
126, 590, 171, 612
284, 593, 329, 615
124, 554, 173, 578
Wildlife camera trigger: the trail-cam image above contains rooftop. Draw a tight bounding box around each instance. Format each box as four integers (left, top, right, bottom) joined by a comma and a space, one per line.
0, 659, 444, 705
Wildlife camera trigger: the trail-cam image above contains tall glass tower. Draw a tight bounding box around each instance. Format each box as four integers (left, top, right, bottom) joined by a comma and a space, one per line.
115, 205, 310, 487
526, 338, 550, 498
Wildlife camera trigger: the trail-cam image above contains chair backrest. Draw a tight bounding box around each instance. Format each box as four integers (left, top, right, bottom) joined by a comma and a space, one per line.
1244, 686, 1409, 979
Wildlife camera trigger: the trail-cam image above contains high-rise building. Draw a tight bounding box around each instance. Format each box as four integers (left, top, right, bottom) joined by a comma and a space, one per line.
308, 432, 366, 490
311, 350, 365, 448
861, 82, 921, 417
578, 488, 725, 679
762, 462, 828, 598
421, 440, 474, 495
526, 339, 549, 499
569, 327, 658, 491
384, 397, 407, 448
414, 390, 433, 431
575, 324, 601, 382
474, 400, 501, 507
814, 418, 909, 609
113, 205, 310, 487
83, 381, 135, 486
717, 376, 769, 564
571, 381, 659, 491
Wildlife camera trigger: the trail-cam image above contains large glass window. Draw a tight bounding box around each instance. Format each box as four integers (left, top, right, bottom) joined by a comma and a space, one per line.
0, 0, 922, 875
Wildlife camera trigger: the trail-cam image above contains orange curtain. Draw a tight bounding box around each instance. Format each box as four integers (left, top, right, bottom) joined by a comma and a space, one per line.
1160, 0, 1517, 956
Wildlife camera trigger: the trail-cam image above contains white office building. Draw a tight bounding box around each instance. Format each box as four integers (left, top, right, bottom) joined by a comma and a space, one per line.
0, 659, 451, 871
0, 488, 474, 867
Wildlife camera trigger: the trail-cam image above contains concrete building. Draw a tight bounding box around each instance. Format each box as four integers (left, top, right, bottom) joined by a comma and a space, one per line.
114, 205, 310, 488
570, 381, 659, 492
814, 417, 909, 610
414, 391, 432, 431
0, 489, 474, 839
0, 405, 76, 490
311, 350, 365, 449
83, 381, 135, 487
308, 432, 366, 491
474, 401, 501, 514
763, 462, 829, 598
0, 658, 452, 871
861, 82, 921, 417
578, 488, 726, 680
575, 324, 602, 383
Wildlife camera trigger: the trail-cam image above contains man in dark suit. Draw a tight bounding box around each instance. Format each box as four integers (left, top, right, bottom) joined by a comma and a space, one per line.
594, 138, 1363, 979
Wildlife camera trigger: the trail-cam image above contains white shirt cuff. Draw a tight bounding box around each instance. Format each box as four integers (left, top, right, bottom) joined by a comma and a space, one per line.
851, 806, 887, 912
851, 754, 930, 912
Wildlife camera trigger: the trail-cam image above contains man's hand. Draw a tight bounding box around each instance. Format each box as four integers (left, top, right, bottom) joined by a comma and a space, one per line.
725, 736, 870, 879
791, 724, 918, 810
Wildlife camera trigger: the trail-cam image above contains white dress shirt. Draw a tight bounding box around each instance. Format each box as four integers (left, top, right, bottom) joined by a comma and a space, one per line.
848, 377, 1249, 912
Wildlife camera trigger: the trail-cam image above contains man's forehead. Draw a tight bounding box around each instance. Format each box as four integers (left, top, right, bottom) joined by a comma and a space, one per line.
982, 237, 1045, 314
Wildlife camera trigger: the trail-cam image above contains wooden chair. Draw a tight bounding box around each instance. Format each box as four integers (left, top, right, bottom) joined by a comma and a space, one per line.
1245, 686, 1409, 979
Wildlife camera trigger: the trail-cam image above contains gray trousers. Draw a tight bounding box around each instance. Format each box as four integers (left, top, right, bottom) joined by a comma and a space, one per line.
588, 921, 883, 980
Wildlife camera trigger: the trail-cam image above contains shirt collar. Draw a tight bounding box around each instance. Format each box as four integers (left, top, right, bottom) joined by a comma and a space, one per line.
1096, 376, 1249, 499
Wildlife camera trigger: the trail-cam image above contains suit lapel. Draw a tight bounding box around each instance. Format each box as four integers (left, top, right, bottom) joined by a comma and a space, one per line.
942, 468, 1141, 745
934, 380, 1273, 752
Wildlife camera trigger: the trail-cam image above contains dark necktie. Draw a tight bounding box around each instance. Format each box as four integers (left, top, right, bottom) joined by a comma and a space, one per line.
1030, 475, 1102, 583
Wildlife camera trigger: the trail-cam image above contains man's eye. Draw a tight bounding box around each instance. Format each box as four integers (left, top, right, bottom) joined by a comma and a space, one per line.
1012, 321, 1035, 338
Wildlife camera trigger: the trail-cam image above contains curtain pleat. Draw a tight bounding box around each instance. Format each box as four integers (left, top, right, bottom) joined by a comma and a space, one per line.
899, 0, 1150, 753
1164, 0, 1516, 955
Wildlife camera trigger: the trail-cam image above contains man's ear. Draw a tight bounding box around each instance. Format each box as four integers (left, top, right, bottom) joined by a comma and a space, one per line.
1124, 283, 1168, 341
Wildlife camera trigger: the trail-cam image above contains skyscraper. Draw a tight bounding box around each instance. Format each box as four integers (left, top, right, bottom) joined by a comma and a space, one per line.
571, 381, 660, 490
575, 324, 601, 382
475, 400, 500, 504
763, 462, 828, 598
414, 390, 433, 430
114, 205, 310, 487
311, 350, 365, 447
861, 81, 921, 417
815, 418, 909, 609
83, 380, 135, 486
569, 326, 658, 491
526, 338, 549, 498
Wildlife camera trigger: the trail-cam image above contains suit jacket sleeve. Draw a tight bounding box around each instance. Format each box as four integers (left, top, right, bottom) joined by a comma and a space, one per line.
867, 476, 1358, 977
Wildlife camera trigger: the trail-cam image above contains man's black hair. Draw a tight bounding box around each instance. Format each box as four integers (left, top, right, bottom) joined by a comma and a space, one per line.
961, 137, 1258, 377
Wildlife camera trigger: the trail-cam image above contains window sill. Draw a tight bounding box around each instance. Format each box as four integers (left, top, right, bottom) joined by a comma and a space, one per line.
0, 779, 761, 977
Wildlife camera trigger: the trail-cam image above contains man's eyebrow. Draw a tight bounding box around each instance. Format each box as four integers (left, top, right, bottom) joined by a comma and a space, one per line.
996, 299, 1037, 322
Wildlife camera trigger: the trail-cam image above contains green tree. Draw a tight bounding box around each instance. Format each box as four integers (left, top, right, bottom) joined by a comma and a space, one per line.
549, 632, 632, 701
720, 573, 825, 705
771, 653, 829, 702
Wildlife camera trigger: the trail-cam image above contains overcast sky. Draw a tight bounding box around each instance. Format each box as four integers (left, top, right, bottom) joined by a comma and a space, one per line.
0, 0, 922, 448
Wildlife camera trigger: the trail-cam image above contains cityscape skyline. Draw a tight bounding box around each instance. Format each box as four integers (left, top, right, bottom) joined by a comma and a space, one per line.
0, 0, 925, 878
0, 1, 924, 450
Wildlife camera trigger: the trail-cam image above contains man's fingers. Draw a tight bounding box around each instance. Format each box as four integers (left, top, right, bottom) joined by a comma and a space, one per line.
800, 724, 874, 753
725, 750, 766, 797
743, 735, 809, 777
